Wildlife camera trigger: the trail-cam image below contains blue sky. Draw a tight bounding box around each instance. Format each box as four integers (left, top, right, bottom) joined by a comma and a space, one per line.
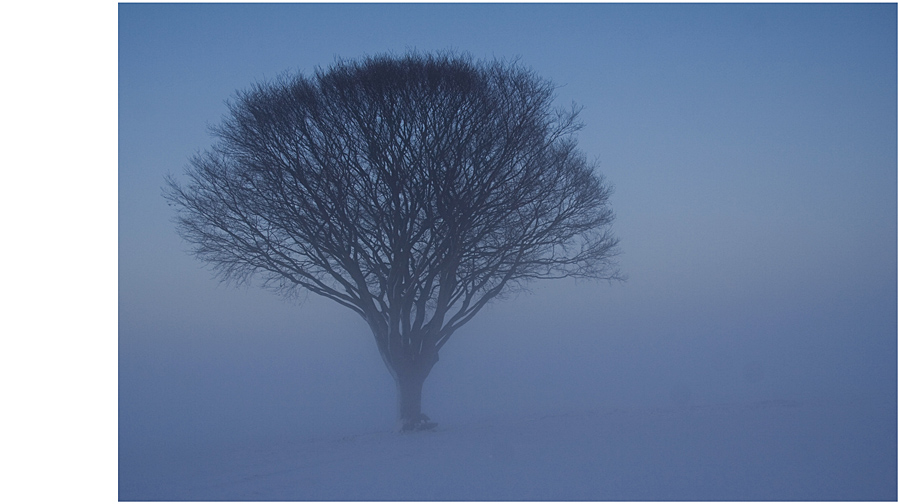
118, 2, 896, 467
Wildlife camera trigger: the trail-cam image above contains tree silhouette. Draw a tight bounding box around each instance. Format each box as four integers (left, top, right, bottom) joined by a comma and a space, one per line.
164, 52, 621, 431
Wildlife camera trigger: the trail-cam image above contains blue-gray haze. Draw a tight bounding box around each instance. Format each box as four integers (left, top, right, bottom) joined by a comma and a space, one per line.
119, 3, 896, 499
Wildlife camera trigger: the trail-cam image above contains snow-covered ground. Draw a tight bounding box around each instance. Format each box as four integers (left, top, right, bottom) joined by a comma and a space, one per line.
119, 397, 895, 501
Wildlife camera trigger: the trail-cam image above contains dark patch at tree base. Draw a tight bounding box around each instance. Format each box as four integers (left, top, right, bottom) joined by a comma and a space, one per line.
400, 413, 438, 432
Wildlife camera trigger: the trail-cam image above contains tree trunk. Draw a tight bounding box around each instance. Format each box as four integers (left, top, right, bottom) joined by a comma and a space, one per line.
396, 372, 424, 429
393, 355, 439, 432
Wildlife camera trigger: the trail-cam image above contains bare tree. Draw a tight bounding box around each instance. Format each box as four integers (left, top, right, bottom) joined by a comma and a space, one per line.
164, 52, 621, 431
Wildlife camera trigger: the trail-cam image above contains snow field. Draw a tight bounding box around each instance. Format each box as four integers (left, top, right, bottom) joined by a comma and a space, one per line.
119, 397, 896, 501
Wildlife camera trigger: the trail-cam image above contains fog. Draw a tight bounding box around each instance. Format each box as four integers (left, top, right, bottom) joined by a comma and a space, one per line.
118, 3, 896, 500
